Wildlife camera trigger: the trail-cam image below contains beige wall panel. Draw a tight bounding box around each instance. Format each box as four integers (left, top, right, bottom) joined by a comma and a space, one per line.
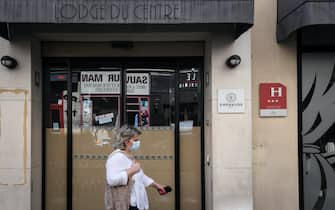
252, 0, 299, 209
209, 32, 253, 210
213, 168, 252, 210
212, 117, 252, 168
0, 91, 28, 185
0, 181, 30, 210
0, 37, 33, 210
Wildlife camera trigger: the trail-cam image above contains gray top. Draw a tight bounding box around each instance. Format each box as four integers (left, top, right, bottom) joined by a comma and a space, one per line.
277, 0, 335, 41
0, 0, 254, 39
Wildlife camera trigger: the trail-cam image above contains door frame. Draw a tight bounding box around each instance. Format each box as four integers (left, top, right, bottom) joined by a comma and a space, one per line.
42, 57, 205, 210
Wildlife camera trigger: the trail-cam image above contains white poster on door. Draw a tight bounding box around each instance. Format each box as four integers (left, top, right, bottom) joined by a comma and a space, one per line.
95, 113, 114, 125
126, 73, 150, 95
81, 71, 120, 94
80, 72, 149, 95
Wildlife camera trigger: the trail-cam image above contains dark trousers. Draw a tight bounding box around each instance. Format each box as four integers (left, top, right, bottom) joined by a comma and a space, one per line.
129, 206, 138, 210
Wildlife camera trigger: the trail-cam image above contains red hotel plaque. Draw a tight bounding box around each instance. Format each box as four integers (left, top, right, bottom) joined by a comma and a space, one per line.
259, 83, 287, 117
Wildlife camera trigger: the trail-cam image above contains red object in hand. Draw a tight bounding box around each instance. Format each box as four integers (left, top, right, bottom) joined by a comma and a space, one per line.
158, 189, 166, 195
158, 186, 172, 195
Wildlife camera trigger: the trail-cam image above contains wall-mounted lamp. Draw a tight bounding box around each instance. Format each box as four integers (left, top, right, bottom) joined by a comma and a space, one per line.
1, 56, 18, 69
226, 55, 241, 68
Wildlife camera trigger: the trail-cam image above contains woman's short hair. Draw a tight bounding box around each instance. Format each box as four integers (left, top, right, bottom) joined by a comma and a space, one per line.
112, 125, 142, 150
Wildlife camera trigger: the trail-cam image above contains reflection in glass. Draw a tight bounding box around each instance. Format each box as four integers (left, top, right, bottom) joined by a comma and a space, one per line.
46, 70, 68, 210
126, 69, 176, 210
179, 68, 202, 210
45, 64, 203, 210
72, 70, 121, 210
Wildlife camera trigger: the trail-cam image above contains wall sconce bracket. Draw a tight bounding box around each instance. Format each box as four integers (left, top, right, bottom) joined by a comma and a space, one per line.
1, 56, 18, 69
226, 55, 241, 68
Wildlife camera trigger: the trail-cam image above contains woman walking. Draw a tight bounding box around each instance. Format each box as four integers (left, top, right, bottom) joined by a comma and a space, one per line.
105, 125, 166, 210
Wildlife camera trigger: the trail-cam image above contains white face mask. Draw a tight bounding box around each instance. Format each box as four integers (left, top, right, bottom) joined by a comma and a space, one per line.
130, 140, 141, 151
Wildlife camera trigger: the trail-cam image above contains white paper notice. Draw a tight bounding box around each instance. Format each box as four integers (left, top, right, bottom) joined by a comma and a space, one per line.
95, 113, 114, 125
81, 71, 120, 94
80, 72, 150, 95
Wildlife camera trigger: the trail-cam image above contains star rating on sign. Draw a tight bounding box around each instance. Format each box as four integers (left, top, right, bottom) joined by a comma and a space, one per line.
267, 99, 279, 103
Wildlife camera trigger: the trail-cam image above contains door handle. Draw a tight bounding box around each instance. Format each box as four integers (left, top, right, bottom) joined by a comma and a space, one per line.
206, 154, 210, 166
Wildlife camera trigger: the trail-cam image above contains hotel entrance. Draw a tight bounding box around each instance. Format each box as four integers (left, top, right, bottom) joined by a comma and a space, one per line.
43, 58, 204, 210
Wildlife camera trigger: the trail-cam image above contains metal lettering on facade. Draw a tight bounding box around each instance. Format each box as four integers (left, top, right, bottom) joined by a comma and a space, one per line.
55, 2, 180, 21
0, 0, 254, 39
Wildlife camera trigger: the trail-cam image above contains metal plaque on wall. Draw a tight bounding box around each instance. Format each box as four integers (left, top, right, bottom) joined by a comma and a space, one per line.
218, 89, 245, 113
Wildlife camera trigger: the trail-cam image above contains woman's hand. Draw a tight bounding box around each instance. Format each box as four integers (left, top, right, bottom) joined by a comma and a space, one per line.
127, 161, 141, 177
152, 183, 167, 195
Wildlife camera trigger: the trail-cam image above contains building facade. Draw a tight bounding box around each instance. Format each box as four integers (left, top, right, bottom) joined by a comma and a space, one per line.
0, 0, 335, 210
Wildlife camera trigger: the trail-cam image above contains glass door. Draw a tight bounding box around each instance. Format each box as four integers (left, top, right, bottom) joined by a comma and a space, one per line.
71, 69, 121, 210
126, 68, 176, 210
179, 68, 202, 210
45, 65, 68, 210
44, 58, 204, 210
